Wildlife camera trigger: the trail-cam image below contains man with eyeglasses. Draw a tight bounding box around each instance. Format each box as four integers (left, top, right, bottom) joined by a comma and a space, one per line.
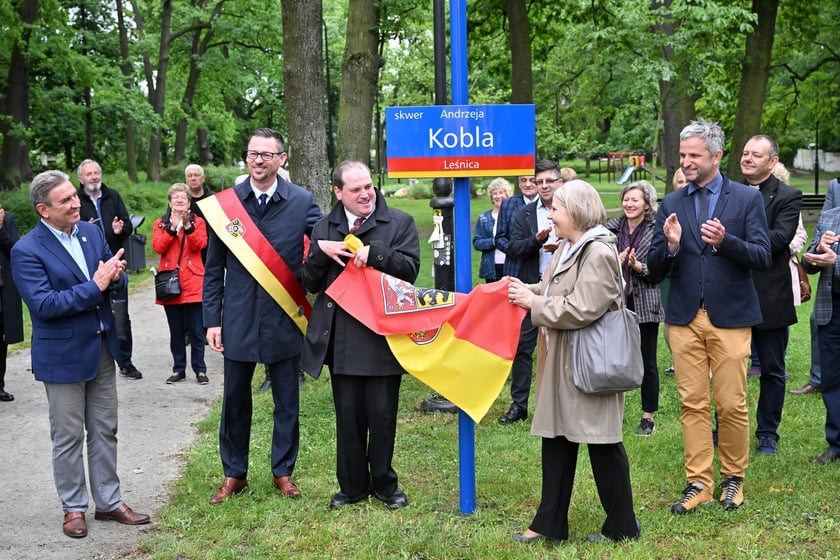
495, 160, 560, 424
201, 128, 322, 505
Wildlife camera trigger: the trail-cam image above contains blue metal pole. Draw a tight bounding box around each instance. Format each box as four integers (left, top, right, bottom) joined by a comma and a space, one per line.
449, 0, 475, 515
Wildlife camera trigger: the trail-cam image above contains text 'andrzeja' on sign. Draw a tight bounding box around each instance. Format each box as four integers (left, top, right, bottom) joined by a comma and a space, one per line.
385, 104, 536, 179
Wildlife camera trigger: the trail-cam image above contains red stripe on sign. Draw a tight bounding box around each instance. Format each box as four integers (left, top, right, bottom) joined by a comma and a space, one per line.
388, 155, 535, 173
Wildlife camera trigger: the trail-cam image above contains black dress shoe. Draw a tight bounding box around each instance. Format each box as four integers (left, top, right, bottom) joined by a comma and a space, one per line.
499, 405, 527, 425
512, 531, 560, 544
374, 489, 408, 510
812, 449, 840, 464
329, 491, 369, 509
0, 390, 14, 402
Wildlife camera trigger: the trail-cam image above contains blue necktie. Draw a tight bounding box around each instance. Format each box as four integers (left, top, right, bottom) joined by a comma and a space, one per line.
258, 193, 268, 216
696, 188, 709, 223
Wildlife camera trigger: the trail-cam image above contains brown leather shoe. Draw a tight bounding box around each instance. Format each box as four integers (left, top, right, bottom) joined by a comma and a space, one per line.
63, 511, 87, 538
273, 476, 302, 498
789, 383, 821, 395
94, 503, 151, 525
209, 477, 248, 505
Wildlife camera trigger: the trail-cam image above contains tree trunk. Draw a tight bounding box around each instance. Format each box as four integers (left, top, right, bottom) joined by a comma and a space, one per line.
726, 0, 779, 177
0, 0, 38, 190
116, 0, 138, 181
197, 126, 213, 165
653, 0, 697, 192
335, 0, 381, 166
281, 0, 331, 211
506, 0, 533, 104
146, 0, 174, 181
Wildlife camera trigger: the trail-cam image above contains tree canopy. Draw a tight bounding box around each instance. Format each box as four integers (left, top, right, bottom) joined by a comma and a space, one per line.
1, 0, 838, 191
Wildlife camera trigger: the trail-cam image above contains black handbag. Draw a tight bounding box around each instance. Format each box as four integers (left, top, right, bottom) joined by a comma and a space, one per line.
155, 232, 186, 301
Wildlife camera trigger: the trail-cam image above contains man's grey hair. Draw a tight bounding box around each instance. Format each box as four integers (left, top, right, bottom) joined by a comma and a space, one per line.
29, 170, 70, 208
185, 164, 204, 177
76, 158, 101, 178
680, 119, 725, 155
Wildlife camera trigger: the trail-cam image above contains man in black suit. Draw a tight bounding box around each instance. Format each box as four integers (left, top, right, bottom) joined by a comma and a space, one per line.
301, 160, 420, 510
494, 160, 558, 424
740, 135, 802, 455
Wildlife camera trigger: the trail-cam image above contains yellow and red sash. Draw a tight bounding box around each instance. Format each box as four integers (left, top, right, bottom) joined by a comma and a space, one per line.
198, 188, 311, 334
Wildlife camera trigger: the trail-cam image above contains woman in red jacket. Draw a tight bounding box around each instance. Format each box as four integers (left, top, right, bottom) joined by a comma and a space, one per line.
152, 183, 209, 384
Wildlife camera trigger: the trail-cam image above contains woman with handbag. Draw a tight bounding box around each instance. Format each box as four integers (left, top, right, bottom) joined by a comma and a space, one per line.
152, 183, 209, 385
605, 180, 664, 436
507, 180, 640, 544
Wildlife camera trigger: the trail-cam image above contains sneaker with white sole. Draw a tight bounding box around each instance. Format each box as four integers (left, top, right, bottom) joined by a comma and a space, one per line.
670, 483, 713, 514
166, 373, 186, 384
719, 476, 744, 510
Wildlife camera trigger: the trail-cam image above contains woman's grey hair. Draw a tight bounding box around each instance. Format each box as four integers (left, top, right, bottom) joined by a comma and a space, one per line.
29, 170, 70, 208
620, 180, 658, 221
680, 118, 725, 155
486, 177, 513, 198
168, 182, 192, 201
553, 180, 606, 231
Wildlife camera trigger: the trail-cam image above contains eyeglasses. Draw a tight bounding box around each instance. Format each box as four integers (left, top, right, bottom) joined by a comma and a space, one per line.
245, 150, 284, 161
535, 178, 559, 186
170, 195, 189, 201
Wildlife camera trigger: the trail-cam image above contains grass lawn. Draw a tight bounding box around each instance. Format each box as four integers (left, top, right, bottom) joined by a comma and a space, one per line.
127, 185, 840, 559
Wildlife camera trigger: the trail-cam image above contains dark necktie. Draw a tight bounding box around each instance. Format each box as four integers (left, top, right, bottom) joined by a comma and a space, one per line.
350, 217, 363, 234
696, 188, 710, 223
258, 193, 268, 216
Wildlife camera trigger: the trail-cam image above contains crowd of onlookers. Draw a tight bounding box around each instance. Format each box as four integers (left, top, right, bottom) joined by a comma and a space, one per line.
5, 120, 839, 544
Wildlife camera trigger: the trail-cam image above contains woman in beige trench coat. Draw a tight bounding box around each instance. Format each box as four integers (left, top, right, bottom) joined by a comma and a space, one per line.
507, 180, 640, 544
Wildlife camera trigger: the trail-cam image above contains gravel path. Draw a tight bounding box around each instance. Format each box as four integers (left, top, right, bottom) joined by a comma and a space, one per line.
0, 277, 224, 559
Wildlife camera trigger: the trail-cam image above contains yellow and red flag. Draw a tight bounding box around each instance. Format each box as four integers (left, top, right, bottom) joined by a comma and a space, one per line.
326, 262, 526, 422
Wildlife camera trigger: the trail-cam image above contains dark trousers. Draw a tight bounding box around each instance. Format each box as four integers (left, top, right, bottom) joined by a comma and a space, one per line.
753, 326, 789, 442
510, 312, 538, 410
639, 322, 660, 414
627, 295, 660, 414
817, 299, 840, 454
0, 341, 7, 392
110, 281, 133, 367
219, 357, 300, 479
530, 436, 638, 541
331, 373, 402, 500
164, 303, 206, 375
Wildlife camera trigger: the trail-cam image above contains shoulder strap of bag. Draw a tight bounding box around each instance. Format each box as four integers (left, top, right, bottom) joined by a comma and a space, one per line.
576, 239, 627, 311
174, 231, 186, 268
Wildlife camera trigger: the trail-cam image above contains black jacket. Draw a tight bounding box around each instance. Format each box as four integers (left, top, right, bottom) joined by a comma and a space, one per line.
77, 183, 133, 254
300, 190, 420, 378
0, 212, 24, 345
751, 174, 802, 329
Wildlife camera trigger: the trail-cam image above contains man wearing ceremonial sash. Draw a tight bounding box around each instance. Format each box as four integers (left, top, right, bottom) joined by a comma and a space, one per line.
301, 160, 420, 510
202, 128, 322, 505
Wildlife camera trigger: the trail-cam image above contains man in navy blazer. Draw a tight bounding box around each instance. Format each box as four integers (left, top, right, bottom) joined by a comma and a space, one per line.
648, 120, 770, 514
11, 170, 150, 538
203, 128, 322, 505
